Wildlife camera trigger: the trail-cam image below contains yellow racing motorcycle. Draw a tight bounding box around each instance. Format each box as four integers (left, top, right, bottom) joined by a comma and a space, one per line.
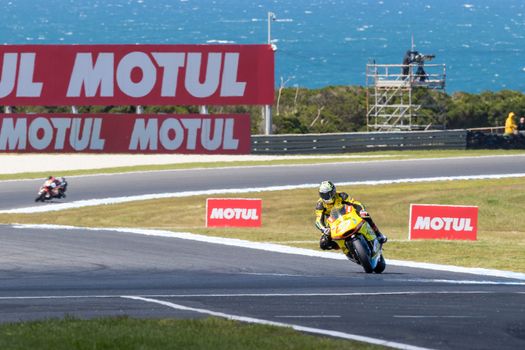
326, 204, 386, 273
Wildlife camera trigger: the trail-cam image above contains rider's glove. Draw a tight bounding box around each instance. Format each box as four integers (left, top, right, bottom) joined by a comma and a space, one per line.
322, 227, 330, 235
359, 210, 370, 218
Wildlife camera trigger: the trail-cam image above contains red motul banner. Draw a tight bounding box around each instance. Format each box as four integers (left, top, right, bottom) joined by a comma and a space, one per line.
206, 198, 262, 227
409, 204, 478, 240
0, 45, 274, 105
0, 114, 251, 154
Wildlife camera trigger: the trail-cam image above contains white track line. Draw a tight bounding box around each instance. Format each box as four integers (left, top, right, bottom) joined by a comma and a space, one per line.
400, 279, 525, 286
11, 223, 525, 281
393, 315, 475, 319
0, 290, 507, 301
0, 290, 517, 350
0, 154, 405, 178
123, 295, 435, 350
275, 315, 342, 318
3, 154, 525, 182
0, 156, 398, 183
3, 173, 525, 214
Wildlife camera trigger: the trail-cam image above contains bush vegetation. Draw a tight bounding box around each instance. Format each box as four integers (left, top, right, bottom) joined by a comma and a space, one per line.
9, 87, 525, 134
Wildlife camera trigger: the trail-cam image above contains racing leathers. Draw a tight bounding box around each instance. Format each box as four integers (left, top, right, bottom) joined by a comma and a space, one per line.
315, 192, 386, 250
44, 177, 66, 198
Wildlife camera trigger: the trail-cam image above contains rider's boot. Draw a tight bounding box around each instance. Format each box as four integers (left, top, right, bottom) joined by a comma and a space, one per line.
376, 231, 388, 244
367, 220, 387, 244
320, 234, 340, 250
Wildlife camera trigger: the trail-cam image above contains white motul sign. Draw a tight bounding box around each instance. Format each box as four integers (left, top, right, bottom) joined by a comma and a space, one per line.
409, 204, 478, 240
206, 198, 262, 227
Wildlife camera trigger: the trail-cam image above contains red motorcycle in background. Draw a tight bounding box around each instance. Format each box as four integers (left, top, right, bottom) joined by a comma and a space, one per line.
35, 177, 68, 202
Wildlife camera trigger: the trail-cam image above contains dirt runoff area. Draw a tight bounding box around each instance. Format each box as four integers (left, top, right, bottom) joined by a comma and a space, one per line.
0, 154, 386, 174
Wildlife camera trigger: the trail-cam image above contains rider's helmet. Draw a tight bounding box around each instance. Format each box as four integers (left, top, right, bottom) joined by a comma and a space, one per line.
319, 180, 337, 204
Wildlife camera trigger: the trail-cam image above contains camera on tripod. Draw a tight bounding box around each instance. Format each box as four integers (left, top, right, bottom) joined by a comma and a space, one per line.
412, 52, 435, 64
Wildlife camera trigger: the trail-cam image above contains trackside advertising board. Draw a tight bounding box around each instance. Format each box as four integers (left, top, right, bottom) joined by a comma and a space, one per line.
409, 204, 478, 240
206, 198, 262, 227
0, 44, 274, 105
0, 114, 250, 154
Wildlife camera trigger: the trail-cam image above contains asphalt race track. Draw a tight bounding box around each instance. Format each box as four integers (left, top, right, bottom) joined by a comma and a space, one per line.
1, 155, 525, 349
1, 154, 525, 211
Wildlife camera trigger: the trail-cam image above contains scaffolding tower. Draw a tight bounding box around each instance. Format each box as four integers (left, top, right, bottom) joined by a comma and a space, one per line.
366, 61, 446, 131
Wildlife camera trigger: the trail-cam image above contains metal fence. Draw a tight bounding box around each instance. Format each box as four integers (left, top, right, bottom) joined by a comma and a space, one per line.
252, 130, 467, 154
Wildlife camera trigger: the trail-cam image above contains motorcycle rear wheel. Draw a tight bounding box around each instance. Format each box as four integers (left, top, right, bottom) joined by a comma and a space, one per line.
352, 237, 373, 273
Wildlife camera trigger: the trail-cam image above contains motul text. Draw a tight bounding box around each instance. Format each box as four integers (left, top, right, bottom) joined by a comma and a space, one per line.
0, 114, 250, 154
409, 204, 478, 240
206, 198, 262, 227
413, 216, 474, 232
209, 208, 260, 220
0, 45, 274, 105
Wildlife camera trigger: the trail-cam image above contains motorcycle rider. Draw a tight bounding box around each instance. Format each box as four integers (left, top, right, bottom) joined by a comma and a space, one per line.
315, 180, 387, 250
44, 176, 67, 198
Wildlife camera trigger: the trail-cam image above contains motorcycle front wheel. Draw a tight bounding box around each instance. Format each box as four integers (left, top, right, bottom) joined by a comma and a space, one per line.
352, 236, 373, 273
373, 255, 386, 274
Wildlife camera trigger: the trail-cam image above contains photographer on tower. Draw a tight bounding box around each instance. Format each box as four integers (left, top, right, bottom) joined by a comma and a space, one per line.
402, 50, 434, 82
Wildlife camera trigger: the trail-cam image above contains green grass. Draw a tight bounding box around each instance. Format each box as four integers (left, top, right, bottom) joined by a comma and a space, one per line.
0, 316, 384, 350
2, 177, 524, 272
1, 149, 524, 181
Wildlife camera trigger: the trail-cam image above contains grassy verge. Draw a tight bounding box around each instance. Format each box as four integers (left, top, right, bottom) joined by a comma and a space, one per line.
1, 149, 524, 181
0, 316, 384, 350
2, 177, 524, 272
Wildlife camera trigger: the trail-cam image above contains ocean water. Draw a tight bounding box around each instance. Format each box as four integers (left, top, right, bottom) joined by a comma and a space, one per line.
1, 0, 524, 93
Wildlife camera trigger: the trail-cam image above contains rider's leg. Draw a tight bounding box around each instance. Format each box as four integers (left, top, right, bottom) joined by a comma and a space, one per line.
365, 218, 388, 244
